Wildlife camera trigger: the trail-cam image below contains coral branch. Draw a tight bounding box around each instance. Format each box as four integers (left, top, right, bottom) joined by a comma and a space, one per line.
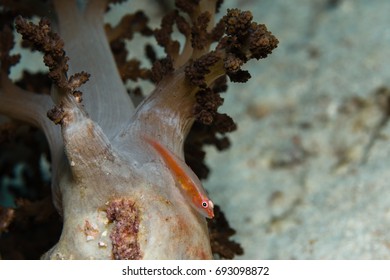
14, 16, 121, 189
133, 6, 277, 148
105, 10, 153, 84
0, 76, 53, 133
53, 0, 134, 138
0, 22, 59, 150
208, 205, 243, 259
14, 17, 68, 89
0, 26, 20, 74
105, 11, 153, 43
15, 16, 90, 126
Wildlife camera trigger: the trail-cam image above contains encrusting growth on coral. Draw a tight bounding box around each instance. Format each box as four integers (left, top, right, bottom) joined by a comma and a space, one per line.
106, 198, 141, 260
0, 0, 278, 259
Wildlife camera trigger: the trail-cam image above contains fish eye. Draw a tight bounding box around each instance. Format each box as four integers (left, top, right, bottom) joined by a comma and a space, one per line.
202, 201, 208, 208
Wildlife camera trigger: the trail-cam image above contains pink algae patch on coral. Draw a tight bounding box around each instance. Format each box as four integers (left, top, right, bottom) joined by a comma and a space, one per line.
106, 198, 141, 260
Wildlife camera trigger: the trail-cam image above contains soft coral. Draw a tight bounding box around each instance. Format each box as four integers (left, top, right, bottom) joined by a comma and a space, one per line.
0, 0, 277, 259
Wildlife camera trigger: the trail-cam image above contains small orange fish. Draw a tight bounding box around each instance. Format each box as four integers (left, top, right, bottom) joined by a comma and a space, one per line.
145, 137, 214, 219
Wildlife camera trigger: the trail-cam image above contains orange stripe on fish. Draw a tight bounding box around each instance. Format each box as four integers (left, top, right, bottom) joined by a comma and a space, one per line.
145, 137, 214, 219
